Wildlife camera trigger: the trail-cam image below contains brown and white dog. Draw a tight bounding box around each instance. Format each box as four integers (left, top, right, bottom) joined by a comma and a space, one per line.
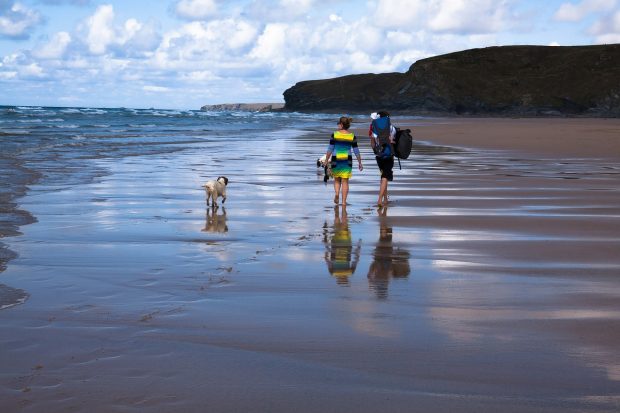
202, 176, 228, 207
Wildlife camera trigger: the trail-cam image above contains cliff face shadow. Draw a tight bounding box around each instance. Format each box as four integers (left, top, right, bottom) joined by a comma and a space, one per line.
367, 206, 411, 299
202, 207, 228, 234
323, 205, 361, 286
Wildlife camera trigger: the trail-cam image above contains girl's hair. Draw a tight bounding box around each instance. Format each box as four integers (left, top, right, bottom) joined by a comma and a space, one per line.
378, 111, 390, 118
339, 116, 353, 130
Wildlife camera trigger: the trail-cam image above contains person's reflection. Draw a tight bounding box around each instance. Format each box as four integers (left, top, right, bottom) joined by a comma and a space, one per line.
202, 206, 228, 233
367, 206, 410, 299
323, 205, 361, 286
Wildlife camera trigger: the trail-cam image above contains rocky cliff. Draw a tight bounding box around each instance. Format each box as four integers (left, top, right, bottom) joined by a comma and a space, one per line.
283, 45, 620, 116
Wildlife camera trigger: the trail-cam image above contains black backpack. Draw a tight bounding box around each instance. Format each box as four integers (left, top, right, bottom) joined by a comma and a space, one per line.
394, 128, 413, 159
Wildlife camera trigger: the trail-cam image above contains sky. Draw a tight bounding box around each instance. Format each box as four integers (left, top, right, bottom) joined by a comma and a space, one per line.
0, 0, 619, 109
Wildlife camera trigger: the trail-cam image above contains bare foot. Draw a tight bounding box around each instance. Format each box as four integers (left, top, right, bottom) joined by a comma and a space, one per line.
334, 194, 339, 204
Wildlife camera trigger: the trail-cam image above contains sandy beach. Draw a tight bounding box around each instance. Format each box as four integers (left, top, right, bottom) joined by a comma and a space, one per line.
1, 115, 619, 412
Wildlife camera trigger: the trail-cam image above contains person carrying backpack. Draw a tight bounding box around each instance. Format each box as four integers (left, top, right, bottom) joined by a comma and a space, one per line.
369, 111, 396, 207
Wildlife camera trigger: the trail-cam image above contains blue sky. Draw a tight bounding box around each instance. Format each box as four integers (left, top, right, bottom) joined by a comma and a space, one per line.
1, 0, 619, 109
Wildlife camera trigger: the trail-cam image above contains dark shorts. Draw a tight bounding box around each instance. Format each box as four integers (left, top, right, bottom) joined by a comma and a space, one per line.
375, 156, 394, 181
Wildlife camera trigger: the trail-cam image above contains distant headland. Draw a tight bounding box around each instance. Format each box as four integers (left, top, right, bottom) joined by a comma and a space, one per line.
200, 103, 284, 112
282, 44, 620, 117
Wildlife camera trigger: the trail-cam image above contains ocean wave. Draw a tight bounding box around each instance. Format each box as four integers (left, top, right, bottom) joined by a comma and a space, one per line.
0, 129, 31, 135
81, 109, 108, 115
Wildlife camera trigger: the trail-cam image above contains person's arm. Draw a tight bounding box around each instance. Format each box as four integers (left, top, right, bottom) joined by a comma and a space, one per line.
352, 137, 363, 171
326, 134, 335, 161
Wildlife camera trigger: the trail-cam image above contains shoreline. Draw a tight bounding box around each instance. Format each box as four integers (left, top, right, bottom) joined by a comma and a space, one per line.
0, 156, 38, 310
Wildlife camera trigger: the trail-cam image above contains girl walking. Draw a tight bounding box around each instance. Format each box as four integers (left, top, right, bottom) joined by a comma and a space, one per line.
325, 116, 363, 205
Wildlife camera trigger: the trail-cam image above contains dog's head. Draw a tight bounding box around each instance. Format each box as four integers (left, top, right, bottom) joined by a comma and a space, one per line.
217, 176, 229, 186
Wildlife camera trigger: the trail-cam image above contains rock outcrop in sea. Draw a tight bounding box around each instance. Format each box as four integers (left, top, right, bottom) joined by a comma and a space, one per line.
200, 103, 284, 112
283, 45, 620, 116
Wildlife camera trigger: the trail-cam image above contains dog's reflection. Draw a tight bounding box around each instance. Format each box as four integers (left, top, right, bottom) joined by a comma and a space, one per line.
367, 206, 411, 299
202, 206, 228, 233
323, 205, 361, 286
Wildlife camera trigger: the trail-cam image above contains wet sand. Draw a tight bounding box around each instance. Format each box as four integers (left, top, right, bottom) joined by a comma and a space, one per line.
1, 118, 620, 412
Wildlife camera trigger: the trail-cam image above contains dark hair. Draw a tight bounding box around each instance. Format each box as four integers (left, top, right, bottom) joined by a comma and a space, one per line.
339, 116, 353, 130
378, 111, 390, 118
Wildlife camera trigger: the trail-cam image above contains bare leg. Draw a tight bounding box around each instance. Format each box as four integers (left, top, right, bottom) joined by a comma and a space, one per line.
333, 178, 341, 204
341, 178, 349, 205
377, 178, 388, 206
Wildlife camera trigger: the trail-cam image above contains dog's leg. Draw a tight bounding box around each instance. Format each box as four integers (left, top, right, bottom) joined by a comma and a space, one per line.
221, 190, 226, 204
206, 190, 211, 206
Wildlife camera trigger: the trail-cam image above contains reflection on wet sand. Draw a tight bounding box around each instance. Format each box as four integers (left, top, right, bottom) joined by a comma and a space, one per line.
0, 284, 29, 311
367, 206, 411, 299
323, 205, 361, 286
202, 207, 228, 233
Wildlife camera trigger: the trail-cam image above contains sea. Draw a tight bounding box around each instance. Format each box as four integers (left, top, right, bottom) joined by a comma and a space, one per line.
0, 105, 347, 187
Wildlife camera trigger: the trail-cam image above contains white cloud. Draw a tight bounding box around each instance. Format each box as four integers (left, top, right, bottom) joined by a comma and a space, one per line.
0, 71, 16, 79
142, 85, 170, 92
0, 1, 42, 38
428, 0, 513, 34
40, 0, 91, 5
278, 0, 314, 18
152, 18, 259, 72
249, 23, 289, 60
372, 0, 516, 34
373, 0, 426, 28
180, 70, 219, 82
32, 31, 71, 59
82, 4, 160, 56
85, 4, 115, 54
174, 0, 217, 21
120, 19, 161, 54
589, 9, 620, 42
244, 0, 317, 22
554, 0, 617, 22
